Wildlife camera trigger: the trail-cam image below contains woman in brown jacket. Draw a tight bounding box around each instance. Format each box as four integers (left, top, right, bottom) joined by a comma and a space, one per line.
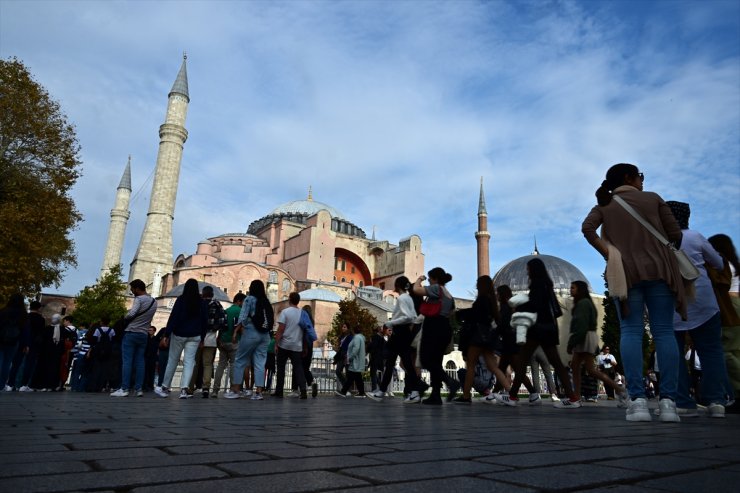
582, 163, 685, 423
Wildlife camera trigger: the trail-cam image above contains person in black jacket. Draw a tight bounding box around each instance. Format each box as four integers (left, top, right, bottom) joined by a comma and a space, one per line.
0, 293, 28, 390
156, 278, 208, 399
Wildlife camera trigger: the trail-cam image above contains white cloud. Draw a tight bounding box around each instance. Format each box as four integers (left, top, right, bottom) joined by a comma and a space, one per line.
1, 0, 738, 298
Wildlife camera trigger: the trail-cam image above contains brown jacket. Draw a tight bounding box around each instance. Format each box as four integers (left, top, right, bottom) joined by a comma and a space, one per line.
582, 185, 687, 319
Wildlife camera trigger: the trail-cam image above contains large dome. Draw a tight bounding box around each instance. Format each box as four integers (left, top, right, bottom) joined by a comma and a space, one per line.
493, 253, 591, 295
270, 199, 346, 220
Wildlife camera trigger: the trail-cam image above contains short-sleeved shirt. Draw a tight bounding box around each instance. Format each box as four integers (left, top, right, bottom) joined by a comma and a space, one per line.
277, 306, 303, 352
425, 284, 455, 317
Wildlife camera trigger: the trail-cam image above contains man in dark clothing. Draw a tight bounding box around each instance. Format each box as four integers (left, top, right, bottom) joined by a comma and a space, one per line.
369, 326, 389, 393
10, 301, 44, 391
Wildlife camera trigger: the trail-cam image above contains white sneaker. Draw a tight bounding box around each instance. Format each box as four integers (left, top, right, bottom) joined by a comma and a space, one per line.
550, 394, 560, 402
657, 398, 680, 422
179, 389, 192, 399
403, 391, 421, 404
626, 397, 652, 422
495, 393, 518, 407
287, 390, 301, 398
708, 402, 725, 419
3, 385, 13, 392
154, 386, 169, 398
481, 393, 497, 404
135, 390, 144, 397
18, 386, 33, 392
223, 390, 241, 399
366, 390, 384, 402
241, 389, 253, 397
334, 391, 349, 398
385, 391, 395, 398
528, 393, 541, 405
250, 392, 264, 401
110, 388, 129, 397
554, 398, 582, 409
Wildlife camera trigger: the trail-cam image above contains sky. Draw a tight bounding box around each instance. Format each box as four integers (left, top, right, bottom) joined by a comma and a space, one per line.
1, 0, 739, 300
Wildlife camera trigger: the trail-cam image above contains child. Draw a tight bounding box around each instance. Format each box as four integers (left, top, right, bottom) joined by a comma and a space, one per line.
335, 325, 367, 398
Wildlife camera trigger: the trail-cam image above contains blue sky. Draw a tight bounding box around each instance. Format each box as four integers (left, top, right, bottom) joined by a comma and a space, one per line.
2, 0, 739, 299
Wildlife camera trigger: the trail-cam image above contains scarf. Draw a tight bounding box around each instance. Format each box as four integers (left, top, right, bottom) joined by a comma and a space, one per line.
52, 324, 61, 344
605, 242, 628, 301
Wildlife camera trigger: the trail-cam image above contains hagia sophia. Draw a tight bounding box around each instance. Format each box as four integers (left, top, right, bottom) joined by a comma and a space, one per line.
43, 56, 605, 364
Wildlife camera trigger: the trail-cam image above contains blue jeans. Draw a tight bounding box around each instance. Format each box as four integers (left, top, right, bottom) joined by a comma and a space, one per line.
121, 332, 148, 391
70, 356, 87, 392
0, 343, 18, 388
232, 329, 270, 388
162, 335, 200, 390
616, 280, 678, 400
675, 313, 727, 407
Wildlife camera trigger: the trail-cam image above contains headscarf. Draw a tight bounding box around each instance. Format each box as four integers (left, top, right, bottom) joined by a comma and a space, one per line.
667, 201, 690, 230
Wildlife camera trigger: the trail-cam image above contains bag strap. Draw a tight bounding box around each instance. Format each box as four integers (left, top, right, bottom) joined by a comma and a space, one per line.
613, 195, 672, 247
127, 298, 155, 325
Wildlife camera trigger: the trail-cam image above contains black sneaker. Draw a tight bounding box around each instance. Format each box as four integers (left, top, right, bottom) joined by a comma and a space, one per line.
452, 396, 471, 404
202, 390, 209, 399
422, 396, 443, 405
446, 380, 461, 402
300, 392, 308, 400
311, 382, 318, 398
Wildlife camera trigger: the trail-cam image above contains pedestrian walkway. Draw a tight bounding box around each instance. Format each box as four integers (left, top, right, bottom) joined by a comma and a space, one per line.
0, 392, 738, 492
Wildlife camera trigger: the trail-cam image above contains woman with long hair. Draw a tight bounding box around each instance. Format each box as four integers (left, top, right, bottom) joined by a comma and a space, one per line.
495, 258, 580, 408
413, 266, 458, 405
453, 275, 512, 403
156, 278, 207, 399
225, 279, 273, 400
707, 233, 740, 413
567, 280, 627, 403
583, 163, 685, 422
367, 275, 422, 403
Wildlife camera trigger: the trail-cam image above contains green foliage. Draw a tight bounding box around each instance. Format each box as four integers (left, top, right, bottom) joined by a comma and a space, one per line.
327, 298, 379, 348
0, 57, 82, 303
72, 265, 127, 327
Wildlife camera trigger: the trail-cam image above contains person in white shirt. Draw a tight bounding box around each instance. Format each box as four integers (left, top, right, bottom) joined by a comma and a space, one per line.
597, 346, 618, 399
274, 292, 307, 398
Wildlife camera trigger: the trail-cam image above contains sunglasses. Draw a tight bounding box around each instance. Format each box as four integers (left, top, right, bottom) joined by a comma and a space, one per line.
638, 172, 644, 181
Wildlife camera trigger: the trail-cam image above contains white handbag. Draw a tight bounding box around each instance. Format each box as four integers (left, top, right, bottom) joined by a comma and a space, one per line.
613, 196, 701, 282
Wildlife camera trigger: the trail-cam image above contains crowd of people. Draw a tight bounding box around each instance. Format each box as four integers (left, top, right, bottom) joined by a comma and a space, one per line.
1, 163, 738, 422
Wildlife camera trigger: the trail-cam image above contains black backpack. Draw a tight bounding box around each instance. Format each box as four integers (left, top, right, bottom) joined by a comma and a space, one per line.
96, 328, 113, 359
251, 298, 274, 333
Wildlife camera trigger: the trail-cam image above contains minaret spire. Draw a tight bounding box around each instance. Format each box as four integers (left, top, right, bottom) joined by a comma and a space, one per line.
129, 55, 190, 295
100, 157, 132, 277
475, 176, 491, 277
307, 185, 313, 201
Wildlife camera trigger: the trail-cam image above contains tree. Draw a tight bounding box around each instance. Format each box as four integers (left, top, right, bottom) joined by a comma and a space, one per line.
600, 274, 622, 370
0, 57, 82, 304
72, 264, 127, 327
326, 299, 379, 348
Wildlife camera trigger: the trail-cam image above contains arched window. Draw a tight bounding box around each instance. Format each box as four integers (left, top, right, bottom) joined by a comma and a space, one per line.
445, 361, 457, 370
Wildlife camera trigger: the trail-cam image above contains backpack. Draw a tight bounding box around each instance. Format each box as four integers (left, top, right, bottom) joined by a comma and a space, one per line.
206, 300, 226, 332
251, 298, 274, 333
96, 328, 113, 359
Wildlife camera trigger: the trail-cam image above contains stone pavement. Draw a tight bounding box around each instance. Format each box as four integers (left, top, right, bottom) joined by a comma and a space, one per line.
1, 392, 739, 493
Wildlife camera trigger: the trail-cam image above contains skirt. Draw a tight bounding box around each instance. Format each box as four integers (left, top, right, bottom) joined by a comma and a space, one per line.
572, 330, 600, 355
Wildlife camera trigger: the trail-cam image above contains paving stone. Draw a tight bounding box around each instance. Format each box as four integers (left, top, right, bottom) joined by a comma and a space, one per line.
130, 470, 369, 493
598, 455, 720, 473
671, 445, 740, 461
636, 468, 740, 491
0, 465, 227, 492
363, 446, 492, 463
0, 460, 92, 478
93, 451, 267, 470
486, 463, 651, 490
0, 447, 168, 464
267, 444, 393, 458
341, 459, 507, 483
332, 476, 538, 492
220, 455, 388, 476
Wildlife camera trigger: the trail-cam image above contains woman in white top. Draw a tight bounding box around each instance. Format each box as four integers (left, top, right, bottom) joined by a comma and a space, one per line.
367, 276, 422, 403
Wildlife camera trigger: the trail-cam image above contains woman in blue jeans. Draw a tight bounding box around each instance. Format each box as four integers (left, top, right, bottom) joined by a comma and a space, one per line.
583, 163, 688, 422
225, 280, 272, 400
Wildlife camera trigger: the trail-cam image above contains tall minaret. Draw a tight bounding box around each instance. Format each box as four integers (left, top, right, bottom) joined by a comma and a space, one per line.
475, 177, 490, 277
129, 54, 189, 295
100, 156, 132, 277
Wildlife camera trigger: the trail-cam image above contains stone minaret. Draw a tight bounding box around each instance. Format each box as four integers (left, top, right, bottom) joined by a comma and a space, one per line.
475, 177, 490, 277
100, 156, 132, 277
129, 55, 190, 295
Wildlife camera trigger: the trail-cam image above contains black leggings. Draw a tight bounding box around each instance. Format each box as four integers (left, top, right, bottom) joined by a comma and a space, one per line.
380, 324, 420, 393
341, 370, 365, 395
419, 316, 452, 392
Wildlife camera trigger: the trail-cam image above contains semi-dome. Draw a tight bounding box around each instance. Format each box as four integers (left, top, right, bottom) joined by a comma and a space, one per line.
493, 253, 591, 295
162, 281, 230, 302
298, 288, 342, 302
